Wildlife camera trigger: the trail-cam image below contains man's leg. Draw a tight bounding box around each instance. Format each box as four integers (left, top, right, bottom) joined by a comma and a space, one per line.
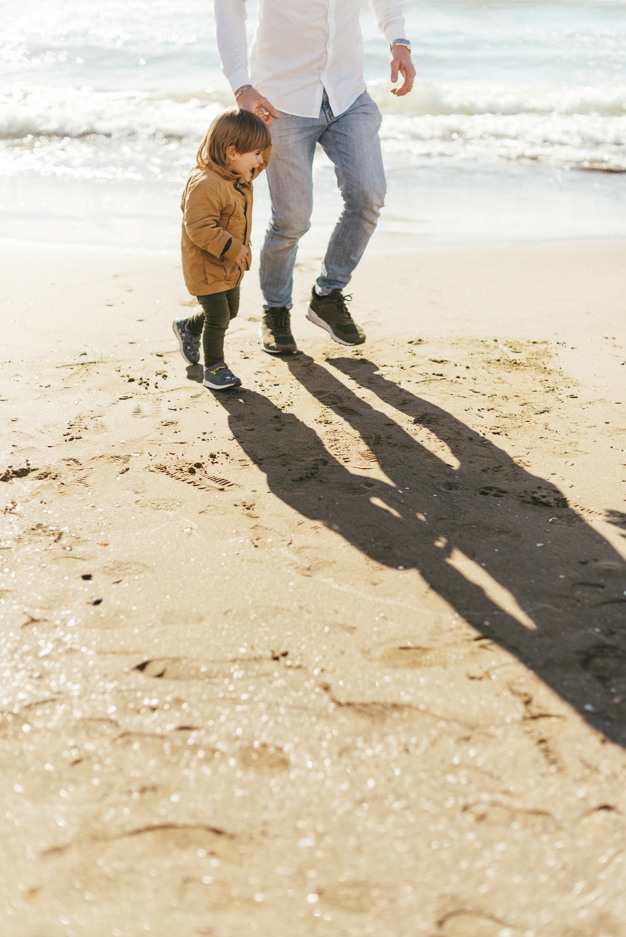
260, 114, 320, 309
316, 91, 386, 294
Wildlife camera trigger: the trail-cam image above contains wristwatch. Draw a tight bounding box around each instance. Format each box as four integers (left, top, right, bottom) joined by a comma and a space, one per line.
390, 39, 412, 54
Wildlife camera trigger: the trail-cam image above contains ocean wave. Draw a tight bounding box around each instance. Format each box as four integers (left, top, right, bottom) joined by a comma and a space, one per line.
1, 82, 625, 172
370, 80, 626, 118
0, 86, 229, 141
2, 80, 626, 140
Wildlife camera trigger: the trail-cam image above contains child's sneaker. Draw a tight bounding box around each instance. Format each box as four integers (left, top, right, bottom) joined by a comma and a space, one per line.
203, 362, 242, 390
306, 288, 366, 346
172, 318, 201, 365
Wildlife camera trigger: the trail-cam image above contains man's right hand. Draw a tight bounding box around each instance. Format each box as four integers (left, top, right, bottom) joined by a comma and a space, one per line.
236, 86, 280, 127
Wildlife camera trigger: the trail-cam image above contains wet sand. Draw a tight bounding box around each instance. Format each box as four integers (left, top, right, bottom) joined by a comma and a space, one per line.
1, 239, 626, 937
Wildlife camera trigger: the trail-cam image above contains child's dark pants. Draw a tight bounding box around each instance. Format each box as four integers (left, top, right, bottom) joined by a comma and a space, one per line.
185, 287, 240, 366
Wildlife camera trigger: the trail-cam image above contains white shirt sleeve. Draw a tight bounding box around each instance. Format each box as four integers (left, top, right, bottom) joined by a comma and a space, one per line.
214, 0, 251, 94
368, 0, 408, 45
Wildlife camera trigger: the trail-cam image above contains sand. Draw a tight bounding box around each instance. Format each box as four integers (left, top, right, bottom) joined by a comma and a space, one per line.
1, 238, 626, 937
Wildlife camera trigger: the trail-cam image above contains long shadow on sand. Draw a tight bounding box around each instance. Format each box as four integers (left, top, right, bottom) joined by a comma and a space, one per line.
214, 354, 626, 747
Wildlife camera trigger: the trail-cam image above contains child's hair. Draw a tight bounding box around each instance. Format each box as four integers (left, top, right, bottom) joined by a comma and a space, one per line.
196, 108, 271, 169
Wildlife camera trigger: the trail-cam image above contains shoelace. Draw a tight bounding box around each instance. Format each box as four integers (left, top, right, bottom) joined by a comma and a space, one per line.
208, 364, 231, 377
330, 291, 354, 321
268, 309, 291, 332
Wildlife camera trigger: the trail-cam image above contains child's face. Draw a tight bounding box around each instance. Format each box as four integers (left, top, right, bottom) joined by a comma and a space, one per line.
225, 147, 264, 182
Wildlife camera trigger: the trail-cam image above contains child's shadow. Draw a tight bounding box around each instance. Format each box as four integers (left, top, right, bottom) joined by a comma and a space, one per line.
214, 354, 626, 747
186, 363, 204, 384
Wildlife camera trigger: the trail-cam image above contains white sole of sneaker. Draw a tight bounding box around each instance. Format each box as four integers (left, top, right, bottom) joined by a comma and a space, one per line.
305, 305, 366, 346
172, 320, 200, 365
202, 379, 241, 390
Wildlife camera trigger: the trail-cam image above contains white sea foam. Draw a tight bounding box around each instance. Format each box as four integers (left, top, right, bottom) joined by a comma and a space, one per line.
370, 81, 626, 119
2, 80, 626, 139
0, 86, 225, 141
1, 80, 624, 175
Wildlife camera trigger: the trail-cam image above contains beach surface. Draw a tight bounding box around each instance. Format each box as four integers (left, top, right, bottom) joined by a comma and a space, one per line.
1, 239, 626, 936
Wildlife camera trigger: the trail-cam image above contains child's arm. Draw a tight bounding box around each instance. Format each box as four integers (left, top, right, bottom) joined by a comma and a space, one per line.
182, 178, 244, 264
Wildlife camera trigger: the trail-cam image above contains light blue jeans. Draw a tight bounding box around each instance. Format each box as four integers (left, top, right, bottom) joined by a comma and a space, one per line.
260, 90, 386, 309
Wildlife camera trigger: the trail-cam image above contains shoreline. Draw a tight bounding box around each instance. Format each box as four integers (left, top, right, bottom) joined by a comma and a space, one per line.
2, 155, 625, 253
5, 230, 626, 254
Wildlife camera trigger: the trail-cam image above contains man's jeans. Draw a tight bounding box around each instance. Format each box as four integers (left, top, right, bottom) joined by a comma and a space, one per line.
260, 90, 386, 309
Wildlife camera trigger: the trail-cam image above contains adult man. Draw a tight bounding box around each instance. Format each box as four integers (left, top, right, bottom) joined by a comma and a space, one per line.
214, 0, 415, 353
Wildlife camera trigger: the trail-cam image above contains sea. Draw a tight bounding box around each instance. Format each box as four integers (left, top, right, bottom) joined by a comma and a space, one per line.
1, 0, 625, 250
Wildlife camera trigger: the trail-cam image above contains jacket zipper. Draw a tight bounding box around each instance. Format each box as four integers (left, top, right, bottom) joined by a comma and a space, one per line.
234, 181, 248, 288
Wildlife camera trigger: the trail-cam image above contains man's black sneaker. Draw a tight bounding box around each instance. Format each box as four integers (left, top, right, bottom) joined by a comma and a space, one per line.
260, 307, 298, 354
203, 362, 242, 390
306, 288, 366, 346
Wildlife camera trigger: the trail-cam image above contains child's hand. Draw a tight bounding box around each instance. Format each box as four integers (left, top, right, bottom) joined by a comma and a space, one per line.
237, 87, 279, 127
234, 244, 249, 267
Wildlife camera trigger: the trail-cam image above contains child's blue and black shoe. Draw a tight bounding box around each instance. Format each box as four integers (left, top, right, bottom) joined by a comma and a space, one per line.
172, 318, 201, 365
203, 362, 242, 390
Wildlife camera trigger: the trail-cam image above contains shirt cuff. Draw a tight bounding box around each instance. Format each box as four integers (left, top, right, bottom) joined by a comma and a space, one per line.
384, 20, 408, 45
222, 236, 243, 262
226, 67, 252, 96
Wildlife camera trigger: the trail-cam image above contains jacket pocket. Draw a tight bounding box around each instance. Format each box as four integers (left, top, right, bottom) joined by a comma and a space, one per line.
203, 257, 222, 285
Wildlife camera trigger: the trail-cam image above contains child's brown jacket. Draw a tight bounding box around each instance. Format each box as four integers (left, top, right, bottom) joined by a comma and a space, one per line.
180, 147, 270, 296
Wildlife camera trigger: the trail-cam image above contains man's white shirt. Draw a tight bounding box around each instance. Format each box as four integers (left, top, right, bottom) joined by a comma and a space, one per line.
214, 0, 407, 118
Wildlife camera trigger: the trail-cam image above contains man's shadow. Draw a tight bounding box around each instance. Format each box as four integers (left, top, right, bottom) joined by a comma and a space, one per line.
213, 354, 626, 747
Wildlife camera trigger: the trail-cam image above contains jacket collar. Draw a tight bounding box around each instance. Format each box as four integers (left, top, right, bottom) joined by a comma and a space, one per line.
203, 156, 251, 187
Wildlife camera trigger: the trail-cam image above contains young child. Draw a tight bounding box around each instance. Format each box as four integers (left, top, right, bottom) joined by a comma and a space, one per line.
173, 108, 271, 389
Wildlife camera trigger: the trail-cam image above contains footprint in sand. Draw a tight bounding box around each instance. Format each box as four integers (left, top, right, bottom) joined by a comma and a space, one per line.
413, 412, 444, 426
462, 801, 559, 833
150, 459, 237, 492
578, 644, 626, 686
477, 485, 508, 498
436, 910, 516, 937
358, 447, 379, 464
377, 645, 467, 669
520, 485, 569, 508
578, 805, 625, 837
332, 700, 421, 725
239, 742, 290, 774
133, 656, 275, 682
134, 497, 183, 512
82, 824, 239, 863
133, 658, 218, 681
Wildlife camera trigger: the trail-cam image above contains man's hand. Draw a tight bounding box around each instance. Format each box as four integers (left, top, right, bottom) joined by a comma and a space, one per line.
390, 47, 416, 97
234, 244, 249, 268
236, 86, 280, 127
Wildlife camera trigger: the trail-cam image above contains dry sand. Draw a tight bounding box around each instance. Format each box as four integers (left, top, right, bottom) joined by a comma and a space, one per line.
1, 239, 626, 937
